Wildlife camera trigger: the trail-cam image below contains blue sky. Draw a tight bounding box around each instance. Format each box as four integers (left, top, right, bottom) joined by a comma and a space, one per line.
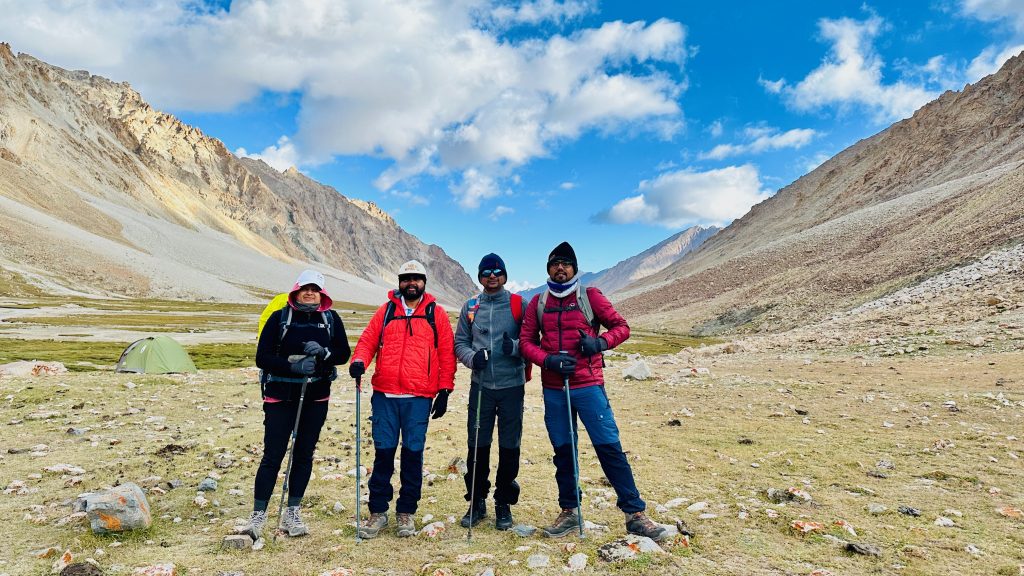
1, 1, 1022, 290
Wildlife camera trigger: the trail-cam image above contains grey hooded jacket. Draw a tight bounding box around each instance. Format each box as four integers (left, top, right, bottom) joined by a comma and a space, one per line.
454, 288, 527, 390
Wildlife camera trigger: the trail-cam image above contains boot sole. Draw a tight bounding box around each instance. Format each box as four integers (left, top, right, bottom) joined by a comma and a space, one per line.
542, 525, 577, 538
495, 522, 513, 531
396, 527, 416, 537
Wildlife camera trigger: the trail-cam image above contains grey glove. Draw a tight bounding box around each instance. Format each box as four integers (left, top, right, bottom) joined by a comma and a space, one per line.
303, 341, 329, 360
290, 356, 317, 375
578, 329, 608, 356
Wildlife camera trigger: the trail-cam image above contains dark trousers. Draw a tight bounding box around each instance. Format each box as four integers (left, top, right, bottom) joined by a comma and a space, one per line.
543, 385, 645, 513
254, 399, 328, 504
367, 393, 431, 514
464, 384, 524, 504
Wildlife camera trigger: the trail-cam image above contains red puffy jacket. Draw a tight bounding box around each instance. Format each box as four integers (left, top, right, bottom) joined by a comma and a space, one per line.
520, 286, 629, 390
352, 290, 456, 398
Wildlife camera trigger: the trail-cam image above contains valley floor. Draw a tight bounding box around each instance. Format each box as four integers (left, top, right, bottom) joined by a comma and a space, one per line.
1, 345, 1022, 575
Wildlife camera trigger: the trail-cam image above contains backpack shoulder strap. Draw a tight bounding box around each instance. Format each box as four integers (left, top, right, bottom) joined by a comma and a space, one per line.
321, 311, 334, 340
466, 294, 481, 324
577, 285, 597, 329
379, 300, 397, 349
277, 306, 293, 353
425, 301, 438, 348
535, 291, 548, 328
510, 293, 523, 324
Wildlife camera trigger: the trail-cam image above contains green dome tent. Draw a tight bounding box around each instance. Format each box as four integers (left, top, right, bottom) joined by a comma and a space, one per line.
115, 335, 198, 374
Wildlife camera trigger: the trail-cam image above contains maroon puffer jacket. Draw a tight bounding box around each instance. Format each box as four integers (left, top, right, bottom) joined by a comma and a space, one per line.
520, 286, 630, 390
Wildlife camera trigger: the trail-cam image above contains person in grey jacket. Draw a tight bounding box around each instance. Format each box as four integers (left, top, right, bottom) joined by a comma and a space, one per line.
453, 253, 528, 531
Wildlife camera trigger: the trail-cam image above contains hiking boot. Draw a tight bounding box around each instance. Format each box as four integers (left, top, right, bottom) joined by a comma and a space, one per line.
460, 498, 487, 528
625, 510, 669, 542
281, 505, 309, 537
240, 509, 267, 540
396, 512, 416, 537
542, 508, 579, 538
357, 512, 388, 539
495, 502, 514, 531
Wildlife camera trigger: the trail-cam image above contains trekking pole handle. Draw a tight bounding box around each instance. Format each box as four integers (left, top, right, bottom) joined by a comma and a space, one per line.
483, 349, 489, 361
287, 354, 308, 363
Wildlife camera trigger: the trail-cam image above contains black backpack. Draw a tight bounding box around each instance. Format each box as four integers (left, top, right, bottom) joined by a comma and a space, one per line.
379, 300, 438, 348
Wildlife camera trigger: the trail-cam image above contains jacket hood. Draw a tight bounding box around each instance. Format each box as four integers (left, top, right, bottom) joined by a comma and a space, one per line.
289, 284, 333, 312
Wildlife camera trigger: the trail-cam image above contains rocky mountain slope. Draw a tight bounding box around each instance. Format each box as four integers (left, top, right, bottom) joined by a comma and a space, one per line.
618, 51, 1024, 334
0, 44, 475, 304
518, 225, 717, 300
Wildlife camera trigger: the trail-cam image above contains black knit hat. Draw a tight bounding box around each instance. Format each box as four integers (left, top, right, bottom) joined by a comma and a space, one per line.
478, 253, 506, 276
547, 241, 577, 269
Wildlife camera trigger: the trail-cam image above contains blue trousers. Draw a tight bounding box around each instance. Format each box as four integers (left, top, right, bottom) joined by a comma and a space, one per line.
543, 385, 645, 513
367, 393, 431, 514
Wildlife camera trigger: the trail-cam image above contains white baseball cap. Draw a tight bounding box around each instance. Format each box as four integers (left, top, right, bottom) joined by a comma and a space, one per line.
397, 260, 427, 278
294, 269, 326, 290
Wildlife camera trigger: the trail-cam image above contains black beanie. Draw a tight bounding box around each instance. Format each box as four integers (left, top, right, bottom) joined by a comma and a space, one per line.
547, 241, 577, 269
478, 253, 506, 276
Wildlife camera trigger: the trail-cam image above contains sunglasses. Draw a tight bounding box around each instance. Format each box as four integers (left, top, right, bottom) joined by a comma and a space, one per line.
479, 268, 504, 277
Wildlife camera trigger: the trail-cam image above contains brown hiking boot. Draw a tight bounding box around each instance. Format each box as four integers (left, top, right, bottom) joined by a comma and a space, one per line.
357, 512, 388, 539
396, 512, 416, 537
625, 510, 669, 541
542, 508, 579, 538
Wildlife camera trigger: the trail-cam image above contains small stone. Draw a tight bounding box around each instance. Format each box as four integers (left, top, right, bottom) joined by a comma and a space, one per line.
566, 553, 587, 571
526, 554, 549, 569
867, 504, 887, 515
845, 542, 881, 557
686, 501, 708, 512
934, 516, 956, 527
964, 544, 981, 556
198, 478, 217, 492
221, 535, 253, 550
897, 505, 921, 517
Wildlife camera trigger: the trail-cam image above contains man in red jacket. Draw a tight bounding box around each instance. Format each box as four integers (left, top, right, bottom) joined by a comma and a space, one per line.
520, 241, 668, 541
349, 260, 456, 539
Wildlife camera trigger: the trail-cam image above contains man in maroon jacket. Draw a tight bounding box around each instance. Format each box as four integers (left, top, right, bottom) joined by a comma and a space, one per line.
520, 241, 668, 541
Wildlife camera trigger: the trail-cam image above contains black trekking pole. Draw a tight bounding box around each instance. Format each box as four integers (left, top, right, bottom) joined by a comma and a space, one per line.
274, 355, 310, 542
560, 350, 585, 539
467, 350, 488, 541
354, 374, 363, 543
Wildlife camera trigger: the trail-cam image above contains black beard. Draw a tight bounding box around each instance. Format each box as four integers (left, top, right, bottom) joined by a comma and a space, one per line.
400, 284, 422, 300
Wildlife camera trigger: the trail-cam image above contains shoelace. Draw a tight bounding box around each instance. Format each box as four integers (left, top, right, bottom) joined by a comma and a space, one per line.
287, 508, 302, 524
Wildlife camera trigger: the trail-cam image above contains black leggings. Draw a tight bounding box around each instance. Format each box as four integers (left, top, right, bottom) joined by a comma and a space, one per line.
254, 399, 328, 504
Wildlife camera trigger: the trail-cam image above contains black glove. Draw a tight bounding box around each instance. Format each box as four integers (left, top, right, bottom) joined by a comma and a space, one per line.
578, 329, 608, 356
501, 332, 517, 356
472, 349, 489, 370
303, 341, 328, 359
289, 356, 317, 375
543, 353, 577, 376
348, 360, 365, 379
430, 389, 450, 419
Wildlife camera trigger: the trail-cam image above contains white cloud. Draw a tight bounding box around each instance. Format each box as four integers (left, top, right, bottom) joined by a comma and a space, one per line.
700, 127, 819, 160
385, 189, 431, 206
960, 0, 1024, 33
451, 168, 501, 209
706, 120, 724, 138
596, 164, 771, 227
489, 205, 515, 220
559, 182, 577, 190
966, 43, 1024, 80
766, 15, 938, 122
505, 279, 538, 292
757, 75, 786, 94
235, 136, 301, 171
486, 0, 596, 27
0, 1, 687, 209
